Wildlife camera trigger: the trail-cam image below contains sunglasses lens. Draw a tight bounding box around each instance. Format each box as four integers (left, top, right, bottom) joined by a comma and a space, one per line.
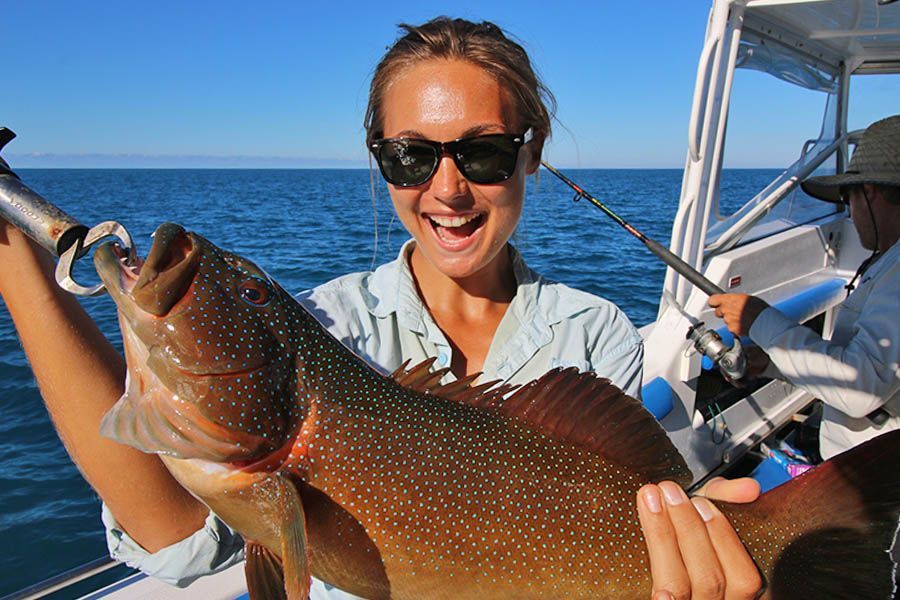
377, 140, 438, 186
457, 137, 519, 184
373, 131, 527, 186
839, 185, 858, 204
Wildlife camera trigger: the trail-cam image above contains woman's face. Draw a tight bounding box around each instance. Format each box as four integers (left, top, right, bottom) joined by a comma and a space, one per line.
380, 59, 538, 282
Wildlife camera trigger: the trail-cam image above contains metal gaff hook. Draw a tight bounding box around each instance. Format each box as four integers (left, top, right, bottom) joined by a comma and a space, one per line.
55, 221, 135, 296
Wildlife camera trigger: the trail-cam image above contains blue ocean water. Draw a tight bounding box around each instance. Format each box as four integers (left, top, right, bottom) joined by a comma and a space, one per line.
0, 168, 777, 596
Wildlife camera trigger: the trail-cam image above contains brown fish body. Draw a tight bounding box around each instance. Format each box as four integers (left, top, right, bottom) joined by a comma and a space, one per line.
163, 333, 658, 599
96, 224, 900, 600
282, 357, 652, 599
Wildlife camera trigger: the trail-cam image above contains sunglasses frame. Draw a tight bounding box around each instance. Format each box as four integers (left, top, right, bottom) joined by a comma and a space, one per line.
839, 183, 863, 205
369, 127, 534, 187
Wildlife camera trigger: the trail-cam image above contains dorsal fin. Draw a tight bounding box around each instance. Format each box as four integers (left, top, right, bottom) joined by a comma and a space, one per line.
392, 360, 691, 486
390, 358, 516, 406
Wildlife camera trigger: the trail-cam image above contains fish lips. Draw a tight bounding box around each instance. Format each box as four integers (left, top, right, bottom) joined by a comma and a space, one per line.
133, 223, 202, 316
97, 222, 202, 317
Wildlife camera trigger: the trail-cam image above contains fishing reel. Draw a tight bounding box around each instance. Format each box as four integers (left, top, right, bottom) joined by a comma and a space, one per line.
686, 322, 747, 382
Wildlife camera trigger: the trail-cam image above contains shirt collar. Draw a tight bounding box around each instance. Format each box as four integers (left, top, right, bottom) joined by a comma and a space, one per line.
364, 240, 551, 344
859, 238, 900, 284
364, 238, 593, 326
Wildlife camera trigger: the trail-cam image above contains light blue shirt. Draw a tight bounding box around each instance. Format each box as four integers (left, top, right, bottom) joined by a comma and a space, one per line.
750, 240, 900, 460
104, 240, 643, 595
300, 240, 644, 392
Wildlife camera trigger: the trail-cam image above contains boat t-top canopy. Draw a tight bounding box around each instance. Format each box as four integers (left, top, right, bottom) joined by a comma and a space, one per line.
663, 0, 899, 306
743, 0, 900, 82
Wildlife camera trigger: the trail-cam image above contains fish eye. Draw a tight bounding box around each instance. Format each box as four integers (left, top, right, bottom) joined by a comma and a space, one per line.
239, 278, 271, 306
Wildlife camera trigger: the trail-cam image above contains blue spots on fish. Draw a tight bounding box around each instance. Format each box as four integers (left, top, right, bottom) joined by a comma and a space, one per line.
128, 241, 312, 452
97, 225, 900, 599
105, 225, 689, 595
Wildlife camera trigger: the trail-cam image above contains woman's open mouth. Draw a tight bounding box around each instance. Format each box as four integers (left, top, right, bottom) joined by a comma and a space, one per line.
427, 213, 485, 246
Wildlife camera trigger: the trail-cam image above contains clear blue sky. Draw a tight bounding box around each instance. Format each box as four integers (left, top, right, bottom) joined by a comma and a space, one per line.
4, 1, 897, 168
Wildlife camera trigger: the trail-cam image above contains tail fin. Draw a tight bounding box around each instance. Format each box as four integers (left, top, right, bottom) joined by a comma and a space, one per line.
720, 430, 900, 600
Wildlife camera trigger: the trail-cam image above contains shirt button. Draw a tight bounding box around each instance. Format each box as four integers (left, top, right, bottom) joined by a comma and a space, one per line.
438, 353, 449, 365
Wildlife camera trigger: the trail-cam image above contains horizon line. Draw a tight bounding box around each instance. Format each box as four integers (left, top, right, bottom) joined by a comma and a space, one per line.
6, 154, 782, 170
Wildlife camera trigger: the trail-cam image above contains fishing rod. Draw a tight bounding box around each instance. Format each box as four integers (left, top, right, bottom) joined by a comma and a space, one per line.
542, 161, 724, 295
541, 161, 746, 380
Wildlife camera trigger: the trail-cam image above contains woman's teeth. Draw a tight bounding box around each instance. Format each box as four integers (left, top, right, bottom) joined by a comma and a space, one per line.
429, 214, 479, 228
428, 213, 483, 243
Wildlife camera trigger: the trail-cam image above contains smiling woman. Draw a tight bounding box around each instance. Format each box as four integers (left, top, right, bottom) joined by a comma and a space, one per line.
0, 15, 763, 600
375, 59, 534, 376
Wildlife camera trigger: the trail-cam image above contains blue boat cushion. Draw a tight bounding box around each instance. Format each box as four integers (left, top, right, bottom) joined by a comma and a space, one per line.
701, 278, 846, 371
641, 376, 675, 420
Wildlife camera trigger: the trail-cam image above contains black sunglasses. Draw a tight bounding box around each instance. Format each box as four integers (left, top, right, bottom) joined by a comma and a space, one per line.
369, 128, 533, 187
839, 184, 861, 205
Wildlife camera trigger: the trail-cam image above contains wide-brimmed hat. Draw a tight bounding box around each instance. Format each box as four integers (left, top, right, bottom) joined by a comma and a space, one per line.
801, 114, 900, 203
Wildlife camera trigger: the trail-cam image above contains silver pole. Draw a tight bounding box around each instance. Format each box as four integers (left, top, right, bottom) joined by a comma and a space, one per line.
0, 128, 89, 257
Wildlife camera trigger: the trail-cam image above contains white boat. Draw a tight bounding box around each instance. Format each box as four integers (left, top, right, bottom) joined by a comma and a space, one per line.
4, 0, 898, 598
641, 0, 899, 482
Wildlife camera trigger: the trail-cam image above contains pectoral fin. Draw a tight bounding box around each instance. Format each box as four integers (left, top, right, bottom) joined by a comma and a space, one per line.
276, 475, 311, 600
245, 542, 286, 600
243, 475, 310, 600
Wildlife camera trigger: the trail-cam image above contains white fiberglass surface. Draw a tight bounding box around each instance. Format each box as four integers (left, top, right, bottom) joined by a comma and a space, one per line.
745, 0, 900, 70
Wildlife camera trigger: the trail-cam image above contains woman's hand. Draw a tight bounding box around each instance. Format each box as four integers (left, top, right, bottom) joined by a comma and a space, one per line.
638, 477, 763, 599
708, 294, 769, 337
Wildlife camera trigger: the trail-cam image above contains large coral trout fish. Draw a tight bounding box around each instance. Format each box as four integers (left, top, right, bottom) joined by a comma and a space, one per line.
95, 223, 900, 600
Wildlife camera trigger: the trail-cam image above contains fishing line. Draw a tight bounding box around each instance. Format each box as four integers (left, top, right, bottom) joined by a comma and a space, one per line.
710, 400, 727, 445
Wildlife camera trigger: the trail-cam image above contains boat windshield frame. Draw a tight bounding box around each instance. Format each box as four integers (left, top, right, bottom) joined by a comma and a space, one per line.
702, 10, 850, 256
665, 0, 899, 305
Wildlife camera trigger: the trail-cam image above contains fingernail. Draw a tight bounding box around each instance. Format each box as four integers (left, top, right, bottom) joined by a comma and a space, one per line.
654, 591, 675, 600
642, 486, 663, 514
692, 496, 716, 522
660, 481, 686, 506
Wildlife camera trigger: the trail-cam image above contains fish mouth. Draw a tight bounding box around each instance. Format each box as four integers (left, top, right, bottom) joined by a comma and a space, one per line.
96, 223, 201, 317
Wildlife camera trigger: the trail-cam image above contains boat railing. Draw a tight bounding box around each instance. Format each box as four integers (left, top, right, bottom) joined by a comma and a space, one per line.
0, 558, 123, 600
702, 131, 858, 259
688, 33, 720, 163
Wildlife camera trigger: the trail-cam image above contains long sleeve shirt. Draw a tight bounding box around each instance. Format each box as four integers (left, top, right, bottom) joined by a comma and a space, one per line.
749, 240, 900, 460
